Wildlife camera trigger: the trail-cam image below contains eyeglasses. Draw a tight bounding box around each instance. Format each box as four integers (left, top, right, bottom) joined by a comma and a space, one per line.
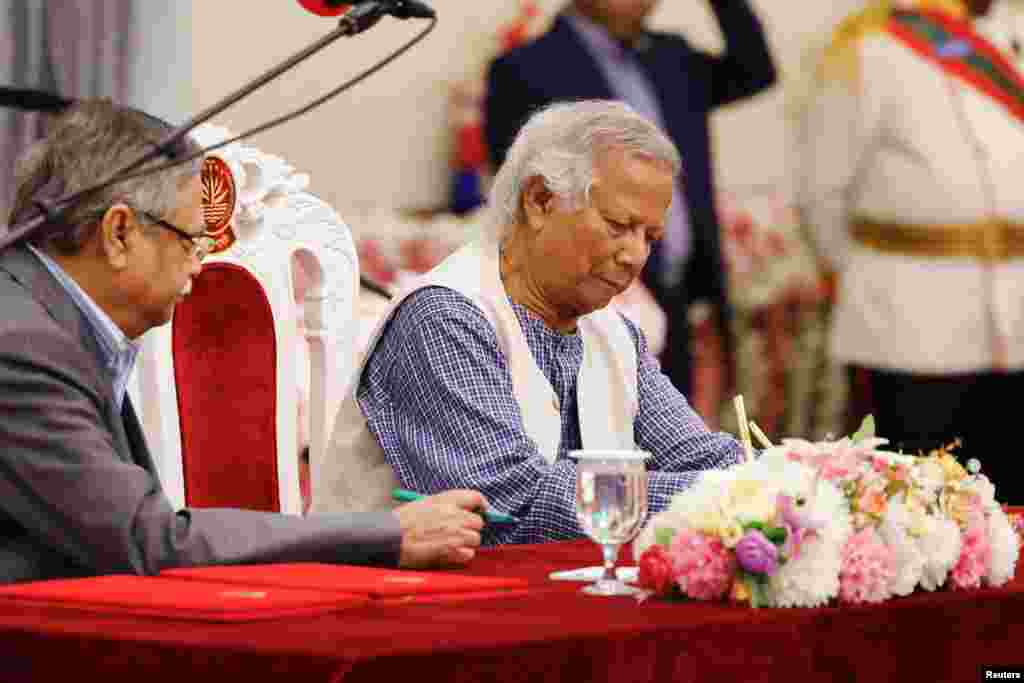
136, 210, 215, 262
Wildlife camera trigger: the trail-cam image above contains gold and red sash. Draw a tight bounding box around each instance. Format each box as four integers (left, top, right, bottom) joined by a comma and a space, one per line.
888, 9, 1024, 123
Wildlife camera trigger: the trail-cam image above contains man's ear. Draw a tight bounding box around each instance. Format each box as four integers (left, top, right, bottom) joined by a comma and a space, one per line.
521, 175, 555, 231
98, 204, 135, 270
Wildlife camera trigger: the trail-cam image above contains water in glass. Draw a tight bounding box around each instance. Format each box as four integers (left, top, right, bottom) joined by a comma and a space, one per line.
572, 450, 649, 596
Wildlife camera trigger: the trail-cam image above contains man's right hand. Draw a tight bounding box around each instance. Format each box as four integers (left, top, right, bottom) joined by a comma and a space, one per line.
393, 489, 486, 569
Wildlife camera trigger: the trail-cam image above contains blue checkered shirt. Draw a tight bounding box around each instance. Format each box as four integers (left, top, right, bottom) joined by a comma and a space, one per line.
28, 246, 140, 411
358, 287, 744, 545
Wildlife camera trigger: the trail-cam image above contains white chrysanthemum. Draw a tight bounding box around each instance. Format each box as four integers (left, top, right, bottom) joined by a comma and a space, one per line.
986, 508, 1020, 587
756, 444, 798, 463
666, 458, 817, 527
658, 469, 749, 549
767, 476, 850, 608
878, 499, 925, 596
917, 514, 962, 591
728, 482, 778, 524
664, 471, 734, 519
767, 525, 846, 608
635, 457, 821, 559
747, 452, 818, 494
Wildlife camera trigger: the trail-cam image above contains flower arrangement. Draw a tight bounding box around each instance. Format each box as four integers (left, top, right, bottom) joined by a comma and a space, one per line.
633, 417, 1021, 607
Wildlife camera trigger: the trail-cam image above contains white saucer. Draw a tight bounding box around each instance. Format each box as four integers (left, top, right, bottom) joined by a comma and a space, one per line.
548, 566, 639, 583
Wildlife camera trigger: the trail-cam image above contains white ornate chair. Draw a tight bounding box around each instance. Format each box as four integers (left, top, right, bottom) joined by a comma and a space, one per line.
132, 125, 359, 514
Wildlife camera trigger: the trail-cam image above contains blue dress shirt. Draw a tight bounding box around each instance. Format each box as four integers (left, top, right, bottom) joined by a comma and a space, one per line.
28, 246, 139, 411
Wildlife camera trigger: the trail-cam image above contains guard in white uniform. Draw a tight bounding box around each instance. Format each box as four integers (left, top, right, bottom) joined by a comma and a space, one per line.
803, 0, 1024, 501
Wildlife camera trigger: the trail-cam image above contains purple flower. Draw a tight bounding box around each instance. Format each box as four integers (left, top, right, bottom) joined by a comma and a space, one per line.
735, 529, 779, 576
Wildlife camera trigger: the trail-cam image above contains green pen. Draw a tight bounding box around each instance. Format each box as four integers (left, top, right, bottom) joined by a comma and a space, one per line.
391, 488, 520, 525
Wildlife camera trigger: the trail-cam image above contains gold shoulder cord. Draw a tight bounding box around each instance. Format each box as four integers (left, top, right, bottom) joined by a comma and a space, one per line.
817, 1, 968, 86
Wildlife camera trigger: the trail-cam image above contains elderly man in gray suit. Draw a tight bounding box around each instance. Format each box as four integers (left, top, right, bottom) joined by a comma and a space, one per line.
0, 99, 485, 584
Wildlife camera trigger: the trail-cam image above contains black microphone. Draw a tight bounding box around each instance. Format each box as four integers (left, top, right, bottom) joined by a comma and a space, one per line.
0, 87, 72, 113
299, 0, 435, 20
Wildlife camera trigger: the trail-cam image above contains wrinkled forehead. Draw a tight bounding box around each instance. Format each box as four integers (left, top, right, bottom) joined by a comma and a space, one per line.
592, 147, 677, 184
590, 151, 673, 211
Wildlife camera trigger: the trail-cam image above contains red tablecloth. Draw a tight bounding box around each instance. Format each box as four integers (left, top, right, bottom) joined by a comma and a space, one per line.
2, 535, 1022, 682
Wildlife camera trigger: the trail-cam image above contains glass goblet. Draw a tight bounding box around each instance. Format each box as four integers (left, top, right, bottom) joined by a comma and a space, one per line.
571, 449, 649, 596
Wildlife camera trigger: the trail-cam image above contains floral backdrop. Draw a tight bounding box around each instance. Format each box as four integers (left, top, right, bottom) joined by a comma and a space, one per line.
713, 189, 846, 442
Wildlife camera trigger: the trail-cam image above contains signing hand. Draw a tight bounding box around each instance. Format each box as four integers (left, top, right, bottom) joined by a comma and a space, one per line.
393, 489, 486, 569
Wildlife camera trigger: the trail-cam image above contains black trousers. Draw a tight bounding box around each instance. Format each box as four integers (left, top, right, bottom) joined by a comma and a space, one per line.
850, 366, 1024, 504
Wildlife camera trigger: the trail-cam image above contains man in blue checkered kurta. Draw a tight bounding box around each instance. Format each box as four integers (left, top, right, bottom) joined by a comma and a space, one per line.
358, 287, 744, 545
354, 100, 745, 546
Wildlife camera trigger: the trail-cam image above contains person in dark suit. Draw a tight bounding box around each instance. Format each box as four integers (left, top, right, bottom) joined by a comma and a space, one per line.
485, 0, 776, 398
0, 99, 486, 584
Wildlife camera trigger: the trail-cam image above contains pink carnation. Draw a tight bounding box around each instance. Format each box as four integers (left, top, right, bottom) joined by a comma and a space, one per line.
950, 515, 992, 590
819, 459, 852, 481
839, 528, 895, 604
668, 529, 736, 600
813, 449, 861, 483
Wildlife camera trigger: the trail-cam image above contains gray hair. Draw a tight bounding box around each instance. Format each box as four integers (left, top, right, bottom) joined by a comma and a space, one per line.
10, 98, 203, 254
487, 99, 681, 243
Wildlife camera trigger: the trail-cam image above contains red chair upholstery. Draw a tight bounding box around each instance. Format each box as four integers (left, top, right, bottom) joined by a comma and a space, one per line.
172, 262, 280, 511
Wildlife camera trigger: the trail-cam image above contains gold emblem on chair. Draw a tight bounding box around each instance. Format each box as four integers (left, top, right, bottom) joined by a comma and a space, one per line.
201, 155, 237, 254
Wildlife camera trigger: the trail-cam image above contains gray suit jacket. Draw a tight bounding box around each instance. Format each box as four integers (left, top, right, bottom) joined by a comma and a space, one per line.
0, 245, 401, 583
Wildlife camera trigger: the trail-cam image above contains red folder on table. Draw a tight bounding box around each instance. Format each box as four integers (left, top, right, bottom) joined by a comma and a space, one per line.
0, 575, 368, 622
161, 563, 531, 599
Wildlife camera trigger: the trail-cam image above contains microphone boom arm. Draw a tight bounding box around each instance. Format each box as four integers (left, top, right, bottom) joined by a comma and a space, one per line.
0, 1, 435, 250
